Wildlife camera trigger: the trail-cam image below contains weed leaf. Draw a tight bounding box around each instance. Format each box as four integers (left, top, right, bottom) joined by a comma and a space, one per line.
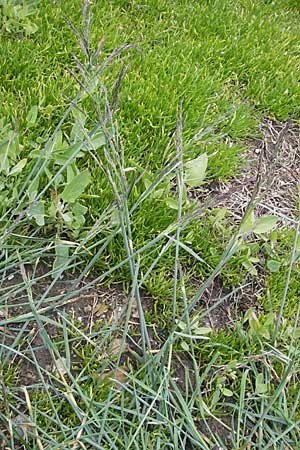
26, 105, 38, 127
185, 153, 208, 187
53, 242, 69, 277
9, 158, 27, 175
165, 197, 178, 210
267, 259, 281, 272
239, 210, 255, 233
61, 170, 90, 203
28, 201, 45, 226
253, 215, 278, 234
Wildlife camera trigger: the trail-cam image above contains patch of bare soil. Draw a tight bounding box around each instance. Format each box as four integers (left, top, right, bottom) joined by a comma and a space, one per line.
188, 118, 300, 330
0, 264, 156, 387
198, 277, 263, 330
196, 415, 234, 449
190, 118, 300, 225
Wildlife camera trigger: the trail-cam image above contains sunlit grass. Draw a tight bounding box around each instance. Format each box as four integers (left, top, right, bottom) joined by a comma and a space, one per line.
1, 0, 300, 448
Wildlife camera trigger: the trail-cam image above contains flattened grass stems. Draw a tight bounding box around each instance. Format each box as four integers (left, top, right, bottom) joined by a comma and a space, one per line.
188, 104, 240, 145
245, 359, 296, 445
126, 375, 167, 448
75, 91, 169, 356
76, 155, 182, 284
1, 211, 116, 319
2, 323, 110, 437
2, 208, 206, 326
80, 201, 211, 283
177, 276, 226, 448
138, 238, 174, 286
172, 100, 185, 323
14, 37, 138, 206
175, 233, 240, 321
166, 233, 209, 266
275, 213, 300, 340
167, 379, 210, 449
129, 157, 180, 216
118, 380, 200, 447
172, 145, 264, 326
123, 348, 221, 447
25, 352, 70, 442
101, 128, 151, 355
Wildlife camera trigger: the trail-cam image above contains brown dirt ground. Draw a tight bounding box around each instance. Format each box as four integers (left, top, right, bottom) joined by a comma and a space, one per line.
0, 265, 157, 387
195, 277, 263, 331
189, 117, 300, 225
188, 118, 300, 330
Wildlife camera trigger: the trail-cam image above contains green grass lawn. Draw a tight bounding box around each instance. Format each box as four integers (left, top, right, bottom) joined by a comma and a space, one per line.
1, 0, 300, 448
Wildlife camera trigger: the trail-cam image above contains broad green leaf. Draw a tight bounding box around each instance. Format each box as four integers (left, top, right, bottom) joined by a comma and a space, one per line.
83, 130, 106, 151
255, 373, 268, 395
48, 201, 57, 219
227, 360, 238, 370
72, 107, 86, 122
70, 109, 86, 143
242, 260, 257, 276
9, 158, 27, 175
54, 144, 82, 165
67, 163, 77, 183
27, 201, 45, 226
217, 376, 226, 384
70, 202, 87, 229
267, 259, 281, 272
0, 132, 20, 171
180, 341, 189, 351
0, 150, 10, 173
61, 170, 90, 204
26, 105, 38, 126
152, 188, 166, 199
165, 197, 178, 210
62, 212, 73, 224
213, 207, 227, 224
211, 389, 221, 408
253, 215, 278, 234
72, 202, 87, 217
192, 326, 212, 335
51, 130, 63, 151
44, 167, 52, 180
221, 388, 233, 397
185, 153, 208, 187
239, 210, 255, 233
243, 308, 257, 324
53, 243, 69, 277
27, 177, 39, 201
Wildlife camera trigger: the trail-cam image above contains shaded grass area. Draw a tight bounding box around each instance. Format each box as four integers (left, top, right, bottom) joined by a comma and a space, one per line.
1, 0, 300, 448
